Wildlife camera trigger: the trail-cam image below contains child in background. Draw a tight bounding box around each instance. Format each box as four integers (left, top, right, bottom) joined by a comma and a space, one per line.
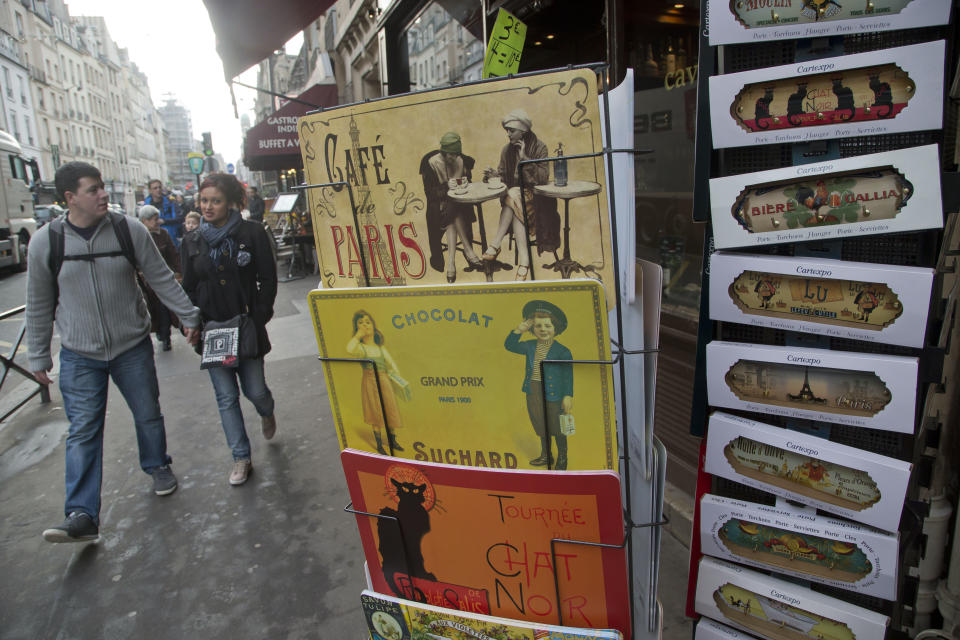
183, 211, 201, 234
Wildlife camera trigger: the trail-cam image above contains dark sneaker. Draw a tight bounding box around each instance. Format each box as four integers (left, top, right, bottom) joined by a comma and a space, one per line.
152, 465, 178, 496
261, 415, 277, 440
42, 512, 99, 543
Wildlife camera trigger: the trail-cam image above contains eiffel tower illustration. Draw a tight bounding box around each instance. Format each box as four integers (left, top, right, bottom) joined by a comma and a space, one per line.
349, 115, 405, 287
788, 367, 826, 403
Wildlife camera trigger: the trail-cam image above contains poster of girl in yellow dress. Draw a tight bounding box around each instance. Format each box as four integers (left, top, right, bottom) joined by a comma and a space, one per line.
309, 280, 617, 471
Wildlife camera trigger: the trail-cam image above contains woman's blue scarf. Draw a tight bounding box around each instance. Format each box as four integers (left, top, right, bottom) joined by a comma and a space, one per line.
200, 210, 242, 263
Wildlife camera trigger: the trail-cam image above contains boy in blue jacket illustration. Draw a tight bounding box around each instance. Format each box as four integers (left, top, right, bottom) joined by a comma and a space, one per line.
504, 300, 573, 469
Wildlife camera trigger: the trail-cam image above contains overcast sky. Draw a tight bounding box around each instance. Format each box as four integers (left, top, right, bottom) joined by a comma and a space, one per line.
66, 0, 302, 172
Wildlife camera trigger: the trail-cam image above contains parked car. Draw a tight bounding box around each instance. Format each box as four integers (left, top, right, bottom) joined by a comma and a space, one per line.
107, 203, 126, 216
33, 204, 64, 228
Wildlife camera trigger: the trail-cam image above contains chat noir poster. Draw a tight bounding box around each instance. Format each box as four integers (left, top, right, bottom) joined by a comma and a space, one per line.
342, 449, 630, 638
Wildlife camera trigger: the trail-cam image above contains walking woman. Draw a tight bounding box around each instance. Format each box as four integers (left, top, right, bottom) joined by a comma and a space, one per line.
181, 173, 278, 485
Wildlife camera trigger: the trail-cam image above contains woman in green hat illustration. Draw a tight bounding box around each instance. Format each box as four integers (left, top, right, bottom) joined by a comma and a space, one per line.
504, 300, 573, 469
418, 131, 483, 282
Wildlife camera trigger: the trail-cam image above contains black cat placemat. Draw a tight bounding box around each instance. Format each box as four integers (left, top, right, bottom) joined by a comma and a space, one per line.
341, 449, 630, 639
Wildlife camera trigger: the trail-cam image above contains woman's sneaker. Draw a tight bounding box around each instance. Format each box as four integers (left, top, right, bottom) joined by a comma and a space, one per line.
229, 459, 253, 485
42, 512, 99, 543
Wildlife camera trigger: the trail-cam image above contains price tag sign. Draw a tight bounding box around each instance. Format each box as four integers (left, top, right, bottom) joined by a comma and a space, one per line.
482, 9, 526, 79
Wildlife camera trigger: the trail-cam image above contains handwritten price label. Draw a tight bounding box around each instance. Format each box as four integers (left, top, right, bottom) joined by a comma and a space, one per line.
482, 9, 526, 79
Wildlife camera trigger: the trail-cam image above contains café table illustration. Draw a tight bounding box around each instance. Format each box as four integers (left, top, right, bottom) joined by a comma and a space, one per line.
534, 180, 603, 279
447, 181, 512, 281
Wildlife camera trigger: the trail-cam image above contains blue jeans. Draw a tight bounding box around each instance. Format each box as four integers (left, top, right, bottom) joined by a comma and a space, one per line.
59, 337, 170, 524
207, 358, 274, 461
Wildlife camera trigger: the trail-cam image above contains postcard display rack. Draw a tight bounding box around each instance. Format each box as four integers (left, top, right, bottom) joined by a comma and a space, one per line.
296, 65, 667, 640
687, 2, 960, 640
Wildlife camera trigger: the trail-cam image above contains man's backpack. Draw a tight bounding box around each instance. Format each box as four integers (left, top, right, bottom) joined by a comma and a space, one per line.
47, 211, 137, 301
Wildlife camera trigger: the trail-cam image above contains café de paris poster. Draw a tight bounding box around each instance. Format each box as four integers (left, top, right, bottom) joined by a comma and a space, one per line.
298, 68, 615, 305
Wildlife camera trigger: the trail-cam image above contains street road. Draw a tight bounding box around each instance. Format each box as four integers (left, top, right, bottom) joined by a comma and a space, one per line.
0, 269, 28, 355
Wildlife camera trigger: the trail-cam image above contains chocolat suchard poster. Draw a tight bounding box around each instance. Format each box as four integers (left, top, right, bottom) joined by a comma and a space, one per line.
309, 280, 617, 472
297, 68, 616, 306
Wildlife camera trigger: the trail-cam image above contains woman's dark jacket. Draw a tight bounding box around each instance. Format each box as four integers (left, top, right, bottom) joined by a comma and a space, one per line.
180, 220, 278, 358
142, 226, 182, 332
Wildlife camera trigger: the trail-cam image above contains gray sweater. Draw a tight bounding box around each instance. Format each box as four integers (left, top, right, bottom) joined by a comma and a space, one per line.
26, 213, 200, 371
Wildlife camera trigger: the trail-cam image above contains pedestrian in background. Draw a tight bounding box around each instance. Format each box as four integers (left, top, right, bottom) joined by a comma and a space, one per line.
143, 179, 182, 248
26, 161, 201, 543
138, 204, 181, 351
246, 186, 265, 223
181, 172, 278, 486
183, 211, 201, 233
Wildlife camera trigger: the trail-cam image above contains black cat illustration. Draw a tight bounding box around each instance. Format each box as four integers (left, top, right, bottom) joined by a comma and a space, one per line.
869, 74, 894, 118
831, 78, 855, 121
377, 478, 436, 599
754, 88, 775, 130
787, 83, 808, 126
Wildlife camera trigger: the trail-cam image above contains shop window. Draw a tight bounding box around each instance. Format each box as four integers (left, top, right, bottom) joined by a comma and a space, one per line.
403, 1, 482, 90
623, 1, 703, 317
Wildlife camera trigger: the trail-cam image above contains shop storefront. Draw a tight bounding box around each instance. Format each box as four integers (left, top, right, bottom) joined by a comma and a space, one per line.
204, 1, 960, 637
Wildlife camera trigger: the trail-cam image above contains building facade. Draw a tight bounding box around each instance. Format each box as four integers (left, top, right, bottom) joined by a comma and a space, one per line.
0, 0, 169, 209
159, 97, 195, 189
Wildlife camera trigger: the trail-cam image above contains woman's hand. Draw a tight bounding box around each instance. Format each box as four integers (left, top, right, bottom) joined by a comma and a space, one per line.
483, 167, 498, 181
562, 396, 573, 414
447, 178, 459, 190
515, 318, 533, 333
513, 139, 526, 159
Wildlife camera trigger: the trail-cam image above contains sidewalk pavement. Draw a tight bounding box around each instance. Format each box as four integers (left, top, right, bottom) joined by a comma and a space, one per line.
0, 275, 694, 640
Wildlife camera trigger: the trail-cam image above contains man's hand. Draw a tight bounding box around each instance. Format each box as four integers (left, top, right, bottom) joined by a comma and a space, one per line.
182, 326, 201, 346
32, 369, 52, 385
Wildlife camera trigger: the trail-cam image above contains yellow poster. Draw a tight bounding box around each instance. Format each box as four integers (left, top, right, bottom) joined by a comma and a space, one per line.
309, 280, 617, 471
298, 68, 615, 307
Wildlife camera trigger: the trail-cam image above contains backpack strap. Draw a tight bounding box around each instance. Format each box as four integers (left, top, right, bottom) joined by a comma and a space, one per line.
108, 211, 137, 270
45, 212, 138, 307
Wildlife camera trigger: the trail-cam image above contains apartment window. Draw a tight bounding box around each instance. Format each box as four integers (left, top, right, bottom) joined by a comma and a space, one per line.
10, 114, 20, 142
3, 68, 10, 100
25, 116, 33, 145
19, 77, 26, 105
43, 118, 49, 145
15, 13, 23, 38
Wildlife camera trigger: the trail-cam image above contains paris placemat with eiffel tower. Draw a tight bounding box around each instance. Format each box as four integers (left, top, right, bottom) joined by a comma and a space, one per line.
297, 67, 616, 306
341, 448, 631, 639
705, 341, 918, 433
308, 279, 617, 471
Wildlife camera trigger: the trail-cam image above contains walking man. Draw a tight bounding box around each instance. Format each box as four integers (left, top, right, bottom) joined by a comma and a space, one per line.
247, 186, 265, 223
26, 162, 201, 543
